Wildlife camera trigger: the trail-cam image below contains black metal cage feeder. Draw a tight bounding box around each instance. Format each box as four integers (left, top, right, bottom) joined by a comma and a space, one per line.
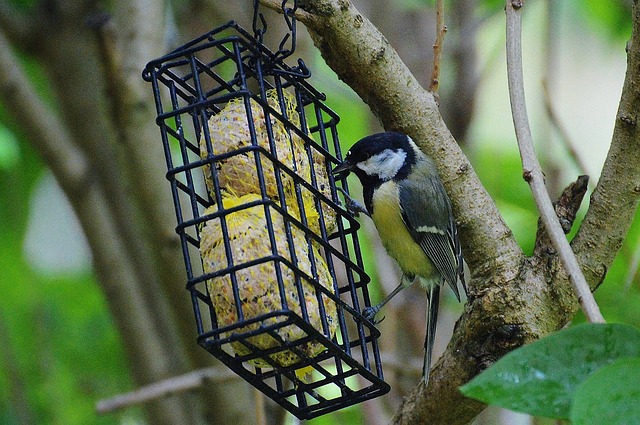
142, 14, 389, 420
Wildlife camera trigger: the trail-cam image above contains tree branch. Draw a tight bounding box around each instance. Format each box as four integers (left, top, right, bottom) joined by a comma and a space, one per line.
33, 4, 193, 372
428, 0, 446, 94
105, 2, 260, 423
505, 0, 604, 323
108, 0, 199, 345
260, 0, 522, 283
0, 29, 89, 191
238, 1, 635, 423
571, 0, 640, 289
257, 1, 530, 423
97, 367, 238, 414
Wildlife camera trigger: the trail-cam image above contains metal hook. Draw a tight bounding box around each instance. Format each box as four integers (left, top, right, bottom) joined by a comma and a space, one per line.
252, 0, 267, 43
281, 0, 297, 30
275, 0, 298, 61
249, 0, 308, 79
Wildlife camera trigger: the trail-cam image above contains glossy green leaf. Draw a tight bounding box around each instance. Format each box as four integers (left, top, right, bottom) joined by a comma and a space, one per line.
460, 323, 640, 419
571, 357, 640, 425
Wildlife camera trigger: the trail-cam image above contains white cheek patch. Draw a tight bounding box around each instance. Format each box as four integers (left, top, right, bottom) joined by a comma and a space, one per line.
356, 148, 407, 181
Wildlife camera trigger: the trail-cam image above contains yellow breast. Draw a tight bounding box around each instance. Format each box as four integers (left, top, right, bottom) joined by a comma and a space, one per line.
371, 182, 436, 279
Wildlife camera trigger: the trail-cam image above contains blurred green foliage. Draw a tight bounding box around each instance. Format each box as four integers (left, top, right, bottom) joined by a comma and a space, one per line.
471, 145, 539, 254
0, 22, 133, 422
0, 141, 136, 424
577, 0, 633, 42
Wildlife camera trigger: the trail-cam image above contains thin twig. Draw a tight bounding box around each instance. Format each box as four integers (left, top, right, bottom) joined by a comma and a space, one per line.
254, 387, 266, 425
505, 0, 605, 323
96, 367, 238, 414
429, 0, 447, 93
95, 353, 421, 417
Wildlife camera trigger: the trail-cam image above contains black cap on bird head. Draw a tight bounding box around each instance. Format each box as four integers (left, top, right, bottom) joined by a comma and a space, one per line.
332, 132, 418, 184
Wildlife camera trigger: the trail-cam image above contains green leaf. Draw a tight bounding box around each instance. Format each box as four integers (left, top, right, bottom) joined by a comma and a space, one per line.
571, 357, 640, 425
459, 323, 640, 419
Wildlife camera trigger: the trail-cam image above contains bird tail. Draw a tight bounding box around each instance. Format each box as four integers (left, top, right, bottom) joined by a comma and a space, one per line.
423, 284, 440, 385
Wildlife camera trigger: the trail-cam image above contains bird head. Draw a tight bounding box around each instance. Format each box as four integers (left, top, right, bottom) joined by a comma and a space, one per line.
332, 132, 418, 186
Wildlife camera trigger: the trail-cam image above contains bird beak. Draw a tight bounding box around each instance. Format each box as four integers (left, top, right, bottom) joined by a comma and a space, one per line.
332, 160, 354, 177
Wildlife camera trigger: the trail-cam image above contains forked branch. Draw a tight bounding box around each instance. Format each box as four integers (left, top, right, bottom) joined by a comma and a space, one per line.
505, 0, 604, 323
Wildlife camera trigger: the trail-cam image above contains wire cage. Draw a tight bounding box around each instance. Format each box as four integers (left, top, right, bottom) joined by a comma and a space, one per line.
142, 21, 390, 419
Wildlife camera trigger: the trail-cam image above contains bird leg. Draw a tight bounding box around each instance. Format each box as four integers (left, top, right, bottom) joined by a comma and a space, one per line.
336, 187, 370, 217
362, 274, 415, 323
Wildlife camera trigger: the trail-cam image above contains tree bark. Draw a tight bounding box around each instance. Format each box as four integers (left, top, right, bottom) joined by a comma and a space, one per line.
260, 0, 640, 424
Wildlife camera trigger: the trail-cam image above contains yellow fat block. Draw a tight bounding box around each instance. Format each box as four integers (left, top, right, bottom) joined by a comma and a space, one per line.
200, 90, 307, 199
300, 149, 337, 234
199, 194, 338, 368
200, 89, 336, 234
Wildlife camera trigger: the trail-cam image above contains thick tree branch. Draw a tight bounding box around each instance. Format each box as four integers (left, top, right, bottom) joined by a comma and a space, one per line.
108, 0, 198, 347
505, 1, 605, 323
107, 3, 259, 422
33, 4, 191, 371
571, 0, 640, 288
258, 1, 535, 424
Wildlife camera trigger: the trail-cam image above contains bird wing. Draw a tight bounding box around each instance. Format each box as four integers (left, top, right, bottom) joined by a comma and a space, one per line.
398, 174, 465, 298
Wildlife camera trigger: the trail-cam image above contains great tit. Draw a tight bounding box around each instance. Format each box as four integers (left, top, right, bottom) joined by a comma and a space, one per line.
332, 132, 466, 385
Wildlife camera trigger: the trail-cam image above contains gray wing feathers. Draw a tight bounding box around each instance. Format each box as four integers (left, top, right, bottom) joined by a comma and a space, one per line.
399, 174, 463, 298
419, 232, 460, 299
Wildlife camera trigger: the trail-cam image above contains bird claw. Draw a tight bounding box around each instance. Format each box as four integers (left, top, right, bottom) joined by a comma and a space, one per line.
362, 306, 384, 324
336, 187, 369, 217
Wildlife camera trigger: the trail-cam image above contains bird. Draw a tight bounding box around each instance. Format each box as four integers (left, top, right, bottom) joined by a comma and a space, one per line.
332, 131, 466, 385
